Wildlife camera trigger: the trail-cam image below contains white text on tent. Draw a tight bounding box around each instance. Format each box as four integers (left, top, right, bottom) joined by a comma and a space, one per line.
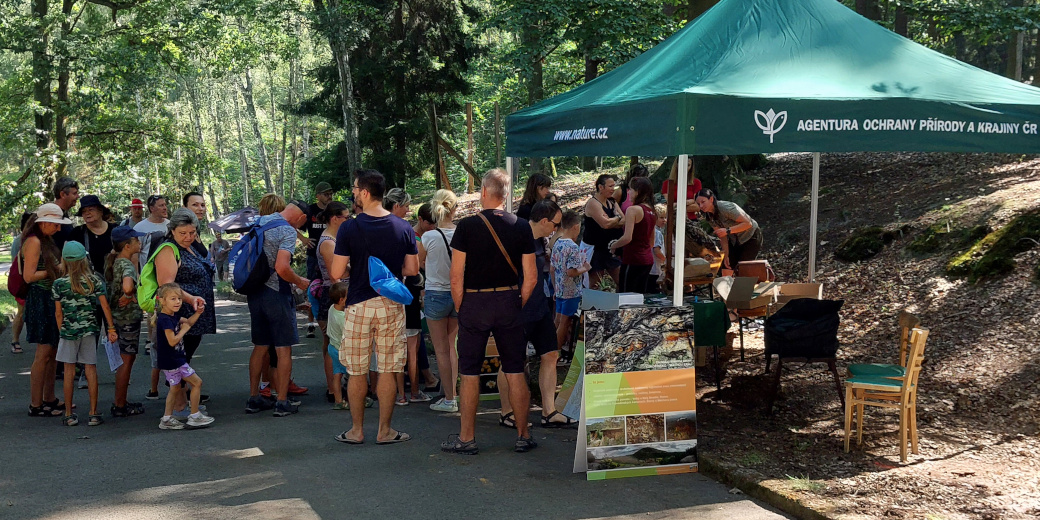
796, 119, 858, 132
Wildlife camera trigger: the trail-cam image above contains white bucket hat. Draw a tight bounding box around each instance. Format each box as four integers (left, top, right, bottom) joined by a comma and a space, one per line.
35, 203, 73, 225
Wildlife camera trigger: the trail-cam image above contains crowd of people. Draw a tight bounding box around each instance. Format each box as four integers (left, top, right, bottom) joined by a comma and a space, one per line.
8, 165, 760, 453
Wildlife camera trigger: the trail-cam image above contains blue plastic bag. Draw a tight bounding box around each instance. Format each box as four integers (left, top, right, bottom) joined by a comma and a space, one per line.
368, 256, 413, 305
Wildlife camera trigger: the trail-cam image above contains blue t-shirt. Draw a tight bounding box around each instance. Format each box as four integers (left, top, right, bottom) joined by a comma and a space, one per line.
155, 312, 187, 370
334, 213, 418, 307
521, 236, 551, 322
256, 214, 298, 292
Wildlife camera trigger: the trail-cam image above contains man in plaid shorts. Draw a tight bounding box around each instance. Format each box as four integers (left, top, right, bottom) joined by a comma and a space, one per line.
329, 169, 418, 445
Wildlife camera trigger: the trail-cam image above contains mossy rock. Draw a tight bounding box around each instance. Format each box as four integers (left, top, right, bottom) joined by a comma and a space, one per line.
945, 210, 1040, 282
908, 223, 991, 256
835, 226, 885, 262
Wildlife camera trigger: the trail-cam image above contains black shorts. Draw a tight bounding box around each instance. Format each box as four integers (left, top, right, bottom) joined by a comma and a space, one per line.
405, 285, 422, 331
590, 246, 621, 272
247, 286, 299, 348
457, 291, 526, 376
524, 312, 557, 356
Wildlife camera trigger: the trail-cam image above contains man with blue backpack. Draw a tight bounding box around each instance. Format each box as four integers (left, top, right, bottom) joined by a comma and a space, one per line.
329, 169, 418, 445
236, 195, 311, 417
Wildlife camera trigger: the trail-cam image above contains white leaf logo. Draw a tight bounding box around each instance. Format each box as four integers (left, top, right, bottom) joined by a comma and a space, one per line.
754, 109, 788, 143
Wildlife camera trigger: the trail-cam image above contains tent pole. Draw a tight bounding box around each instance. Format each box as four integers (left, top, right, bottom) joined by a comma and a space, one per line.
673, 155, 689, 307
809, 152, 820, 282
505, 157, 513, 213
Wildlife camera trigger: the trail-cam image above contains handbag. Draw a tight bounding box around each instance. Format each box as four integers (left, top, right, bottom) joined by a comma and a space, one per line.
7, 251, 28, 300
354, 219, 413, 305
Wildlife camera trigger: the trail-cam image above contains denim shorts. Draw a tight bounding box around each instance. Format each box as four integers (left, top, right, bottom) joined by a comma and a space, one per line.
555, 297, 581, 317
423, 290, 457, 320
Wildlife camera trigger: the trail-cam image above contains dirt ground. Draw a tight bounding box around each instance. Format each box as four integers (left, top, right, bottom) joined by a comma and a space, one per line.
696, 152, 1040, 520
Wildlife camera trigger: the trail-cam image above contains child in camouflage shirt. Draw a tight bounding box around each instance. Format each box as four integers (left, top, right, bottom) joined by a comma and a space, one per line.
52, 241, 117, 427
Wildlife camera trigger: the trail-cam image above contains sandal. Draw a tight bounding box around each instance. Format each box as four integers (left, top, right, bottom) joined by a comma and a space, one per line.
440, 434, 479, 455
332, 401, 350, 411
499, 411, 533, 429
63, 414, 79, 426
10, 342, 22, 354
541, 410, 578, 428
394, 395, 409, 406
88, 414, 104, 426
28, 404, 62, 417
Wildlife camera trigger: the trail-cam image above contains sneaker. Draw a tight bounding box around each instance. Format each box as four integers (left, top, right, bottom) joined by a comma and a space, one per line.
408, 391, 432, 403
364, 396, 375, 408
287, 380, 309, 396
187, 413, 215, 428
77, 373, 88, 389
172, 405, 207, 420
187, 390, 210, 404
332, 401, 350, 410
514, 435, 539, 453
440, 434, 478, 455
144, 342, 151, 354
272, 400, 299, 417
306, 322, 317, 338
145, 391, 159, 400
259, 386, 273, 399
245, 395, 275, 414
430, 397, 458, 413
159, 417, 183, 430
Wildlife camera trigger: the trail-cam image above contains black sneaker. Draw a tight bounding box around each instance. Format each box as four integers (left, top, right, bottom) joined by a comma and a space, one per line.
145, 391, 159, 400
440, 434, 479, 455
514, 435, 539, 453
245, 395, 275, 414
272, 400, 299, 417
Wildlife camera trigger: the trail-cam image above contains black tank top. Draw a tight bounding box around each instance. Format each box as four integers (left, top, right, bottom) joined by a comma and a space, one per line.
583, 197, 623, 247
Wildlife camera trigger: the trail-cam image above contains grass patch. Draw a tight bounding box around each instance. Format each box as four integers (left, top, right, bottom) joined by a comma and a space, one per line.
835, 225, 908, 262
740, 451, 766, 465
785, 474, 826, 494
0, 252, 10, 264
946, 210, 1040, 282
0, 274, 18, 320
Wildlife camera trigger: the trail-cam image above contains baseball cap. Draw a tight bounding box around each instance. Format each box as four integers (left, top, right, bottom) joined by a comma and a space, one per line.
288, 199, 310, 229
314, 181, 333, 194
62, 240, 87, 261
112, 225, 146, 243
35, 203, 73, 225
129, 198, 145, 209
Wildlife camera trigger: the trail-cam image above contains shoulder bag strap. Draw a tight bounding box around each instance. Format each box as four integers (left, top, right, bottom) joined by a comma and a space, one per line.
476, 212, 517, 277
436, 228, 452, 258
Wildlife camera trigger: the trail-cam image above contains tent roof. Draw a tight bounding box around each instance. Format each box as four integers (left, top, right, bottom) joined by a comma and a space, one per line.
506, 0, 1040, 157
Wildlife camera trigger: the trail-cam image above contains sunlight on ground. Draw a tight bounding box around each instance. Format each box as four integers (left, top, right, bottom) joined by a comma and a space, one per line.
586, 502, 784, 520
214, 447, 264, 459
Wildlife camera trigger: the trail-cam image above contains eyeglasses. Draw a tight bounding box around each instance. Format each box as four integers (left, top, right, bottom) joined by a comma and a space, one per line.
147, 195, 164, 206
552, 220, 562, 229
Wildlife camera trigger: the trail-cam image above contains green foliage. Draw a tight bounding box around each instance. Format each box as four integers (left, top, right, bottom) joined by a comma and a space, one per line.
946, 210, 1040, 282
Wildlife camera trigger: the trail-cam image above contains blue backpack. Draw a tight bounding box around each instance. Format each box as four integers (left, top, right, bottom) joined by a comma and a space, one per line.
229, 218, 293, 295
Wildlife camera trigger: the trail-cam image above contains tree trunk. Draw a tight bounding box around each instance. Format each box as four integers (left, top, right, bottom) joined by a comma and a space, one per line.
187, 82, 219, 218
855, 0, 881, 21
313, 0, 362, 175
894, 6, 908, 37
240, 68, 275, 193
31, 0, 52, 154
686, 0, 720, 21
1007, 0, 1025, 80
208, 88, 230, 215
524, 24, 543, 175
580, 55, 600, 172
233, 90, 252, 207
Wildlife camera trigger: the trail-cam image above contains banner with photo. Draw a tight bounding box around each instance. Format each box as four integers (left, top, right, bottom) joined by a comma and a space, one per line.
578, 307, 698, 480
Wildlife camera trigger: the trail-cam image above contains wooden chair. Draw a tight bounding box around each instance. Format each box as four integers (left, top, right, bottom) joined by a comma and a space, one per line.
843, 327, 929, 463
847, 311, 921, 378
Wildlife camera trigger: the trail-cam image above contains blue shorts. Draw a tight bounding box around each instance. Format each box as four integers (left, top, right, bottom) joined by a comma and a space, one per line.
555, 297, 581, 317
424, 290, 457, 320
327, 345, 347, 375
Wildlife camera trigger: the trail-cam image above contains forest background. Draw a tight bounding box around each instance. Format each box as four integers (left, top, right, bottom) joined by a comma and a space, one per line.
1, 0, 1038, 232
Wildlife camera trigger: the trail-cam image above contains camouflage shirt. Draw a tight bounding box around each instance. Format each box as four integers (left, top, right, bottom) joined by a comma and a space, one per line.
51, 274, 107, 340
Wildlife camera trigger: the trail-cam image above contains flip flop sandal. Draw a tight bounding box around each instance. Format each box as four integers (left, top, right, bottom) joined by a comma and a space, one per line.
335, 431, 363, 444
541, 410, 577, 428
63, 414, 79, 426
10, 342, 23, 354
499, 412, 533, 429
376, 431, 411, 445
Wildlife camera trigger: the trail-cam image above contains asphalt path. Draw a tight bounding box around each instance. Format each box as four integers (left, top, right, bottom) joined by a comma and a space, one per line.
0, 298, 790, 520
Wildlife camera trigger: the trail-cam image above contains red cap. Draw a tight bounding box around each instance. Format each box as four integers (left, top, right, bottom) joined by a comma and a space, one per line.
129, 198, 145, 208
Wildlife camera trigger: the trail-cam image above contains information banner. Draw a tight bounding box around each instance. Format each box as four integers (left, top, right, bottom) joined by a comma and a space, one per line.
580, 307, 698, 480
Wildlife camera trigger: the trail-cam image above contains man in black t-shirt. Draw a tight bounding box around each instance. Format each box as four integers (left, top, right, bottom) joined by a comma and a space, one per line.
306, 181, 334, 279
442, 169, 538, 456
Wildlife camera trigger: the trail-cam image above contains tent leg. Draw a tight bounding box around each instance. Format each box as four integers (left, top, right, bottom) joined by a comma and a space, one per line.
673, 155, 689, 307
505, 157, 514, 213
809, 152, 820, 283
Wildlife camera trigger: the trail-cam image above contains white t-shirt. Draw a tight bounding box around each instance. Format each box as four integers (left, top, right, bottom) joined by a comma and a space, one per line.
134, 218, 169, 263
327, 306, 345, 350
650, 227, 665, 277
421, 227, 455, 292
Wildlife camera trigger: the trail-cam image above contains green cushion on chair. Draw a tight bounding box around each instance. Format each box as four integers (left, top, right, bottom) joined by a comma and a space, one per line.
845, 375, 903, 388
848, 363, 905, 378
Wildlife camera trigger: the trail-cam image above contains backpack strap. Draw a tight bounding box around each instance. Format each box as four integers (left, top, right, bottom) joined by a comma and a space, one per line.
476, 212, 518, 277
436, 229, 452, 259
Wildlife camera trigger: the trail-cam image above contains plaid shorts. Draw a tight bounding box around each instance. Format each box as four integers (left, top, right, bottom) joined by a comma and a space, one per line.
338, 296, 406, 375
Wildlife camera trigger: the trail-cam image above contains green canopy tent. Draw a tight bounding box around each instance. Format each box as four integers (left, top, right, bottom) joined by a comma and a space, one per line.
505, 0, 1040, 305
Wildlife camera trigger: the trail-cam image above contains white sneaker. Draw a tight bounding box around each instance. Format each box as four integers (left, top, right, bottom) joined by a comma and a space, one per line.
159, 417, 184, 430
430, 397, 458, 413
187, 413, 215, 428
